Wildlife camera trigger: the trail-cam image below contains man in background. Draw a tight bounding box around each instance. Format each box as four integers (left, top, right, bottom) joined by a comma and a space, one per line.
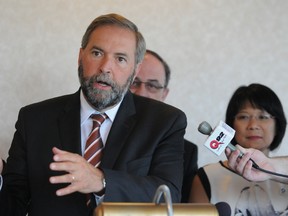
130, 49, 198, 202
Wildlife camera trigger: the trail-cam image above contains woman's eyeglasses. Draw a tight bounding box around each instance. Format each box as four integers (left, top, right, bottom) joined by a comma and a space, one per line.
234, 113, 275, 123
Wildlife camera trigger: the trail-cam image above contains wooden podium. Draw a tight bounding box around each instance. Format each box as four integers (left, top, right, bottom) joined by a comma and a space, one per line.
94, 185, 219, 216
95, 202, 218, 216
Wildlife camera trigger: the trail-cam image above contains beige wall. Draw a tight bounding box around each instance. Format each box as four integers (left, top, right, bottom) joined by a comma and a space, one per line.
1, 0, 288, 167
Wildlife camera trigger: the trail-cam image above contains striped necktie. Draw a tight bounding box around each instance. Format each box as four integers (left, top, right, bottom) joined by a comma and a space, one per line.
84, 113, 107, 167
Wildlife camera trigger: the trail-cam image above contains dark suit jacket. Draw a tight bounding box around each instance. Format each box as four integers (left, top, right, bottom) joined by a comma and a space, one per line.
181, 139, 198, 203
1, 90, 186, 216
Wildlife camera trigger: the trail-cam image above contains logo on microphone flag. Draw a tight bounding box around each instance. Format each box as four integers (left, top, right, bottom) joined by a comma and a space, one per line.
204, 121, 235, 156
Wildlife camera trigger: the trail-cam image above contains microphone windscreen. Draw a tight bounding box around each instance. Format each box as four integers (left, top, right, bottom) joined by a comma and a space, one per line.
198, 121, 212, 135
215, 202, 231, 216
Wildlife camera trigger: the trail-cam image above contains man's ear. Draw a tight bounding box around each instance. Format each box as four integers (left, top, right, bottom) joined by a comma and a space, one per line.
162, 88, 169, 101
133, 62, 142, 79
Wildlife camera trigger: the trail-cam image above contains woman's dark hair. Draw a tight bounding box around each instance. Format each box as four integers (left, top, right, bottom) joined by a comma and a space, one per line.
225, 83, 287, 151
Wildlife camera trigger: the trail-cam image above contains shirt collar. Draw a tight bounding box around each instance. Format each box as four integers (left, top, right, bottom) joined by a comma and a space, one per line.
80, 90, 122, 124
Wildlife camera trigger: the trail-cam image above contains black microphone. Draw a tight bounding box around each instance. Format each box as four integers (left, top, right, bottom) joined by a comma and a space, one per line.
215, 202, 231, 216
198, 121, 259, 169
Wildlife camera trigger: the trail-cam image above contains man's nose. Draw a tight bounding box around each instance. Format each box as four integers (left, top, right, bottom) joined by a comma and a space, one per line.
99, 56, 112, 73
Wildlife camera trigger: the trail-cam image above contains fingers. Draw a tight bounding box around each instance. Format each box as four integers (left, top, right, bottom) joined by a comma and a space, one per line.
52, 147, 83, 163
49, 161, 84, 196
235, 151, 251, 174
49, 147, 104, 196
50, 148, 87, 178
50, 173, 76, 184
226, 148, 240, 169
241, 159, 253, 180
49, 148, 82, 185
49, 170, 79, 196
50, 147, 82, 196
225, 147, 232, 157
55, 185, 78, 196
55, 180, 79, 196
52, 147, 64, 154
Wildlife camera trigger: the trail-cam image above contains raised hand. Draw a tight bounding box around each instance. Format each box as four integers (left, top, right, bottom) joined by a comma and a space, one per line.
49, 147, 105, 196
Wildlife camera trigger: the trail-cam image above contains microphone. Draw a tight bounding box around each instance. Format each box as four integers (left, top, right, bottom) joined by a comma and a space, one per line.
198, 121, 259, 169
153, 185, 173, 216
198, 121, 243, 157
215, 202, 231, 216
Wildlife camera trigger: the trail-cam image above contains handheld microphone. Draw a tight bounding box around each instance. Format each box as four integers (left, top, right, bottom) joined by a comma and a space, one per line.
198, 121, 243, 157
215, 202, 231, 216
198, 121, 259, 168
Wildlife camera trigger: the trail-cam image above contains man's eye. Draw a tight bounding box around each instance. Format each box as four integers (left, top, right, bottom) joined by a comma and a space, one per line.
132, 81, 140, 87
146, 83, 157, 89
118, 57, 127, 63
92, 51, 101, 56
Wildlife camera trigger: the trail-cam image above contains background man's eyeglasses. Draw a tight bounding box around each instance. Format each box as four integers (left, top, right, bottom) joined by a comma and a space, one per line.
130, 80, 164, 93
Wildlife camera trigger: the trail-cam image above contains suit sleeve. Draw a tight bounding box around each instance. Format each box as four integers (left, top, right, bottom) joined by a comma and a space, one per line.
0, 108, 30, 215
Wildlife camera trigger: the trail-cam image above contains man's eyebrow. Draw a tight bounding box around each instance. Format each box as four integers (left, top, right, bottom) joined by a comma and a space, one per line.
147, 79, 160, 83
90, 46, 130, 59
146, 79, 162, 84
90, 45, 103, 52
134, 77, 160, 82
115, 52, 129, 59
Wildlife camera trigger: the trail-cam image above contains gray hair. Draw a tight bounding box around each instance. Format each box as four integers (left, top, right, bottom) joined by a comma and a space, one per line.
81, 13, 146, 65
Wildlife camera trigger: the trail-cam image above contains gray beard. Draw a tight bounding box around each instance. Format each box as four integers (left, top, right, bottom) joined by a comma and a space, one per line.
78, 64, 135, 111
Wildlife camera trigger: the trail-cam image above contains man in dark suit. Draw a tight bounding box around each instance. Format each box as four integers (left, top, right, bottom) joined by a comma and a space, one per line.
0, 14, 186, 215
130, 49, 198, 203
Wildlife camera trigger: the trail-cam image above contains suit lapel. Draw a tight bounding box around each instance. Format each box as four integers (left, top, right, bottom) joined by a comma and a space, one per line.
56, 90, 137, 166
101, 92, 136, 168
58, 90, 82, 155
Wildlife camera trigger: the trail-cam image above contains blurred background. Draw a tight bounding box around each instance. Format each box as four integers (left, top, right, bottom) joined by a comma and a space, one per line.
1, 0, 287, 167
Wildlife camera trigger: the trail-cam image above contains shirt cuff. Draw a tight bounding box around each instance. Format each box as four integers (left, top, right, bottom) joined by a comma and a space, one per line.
94, 193, 105, 205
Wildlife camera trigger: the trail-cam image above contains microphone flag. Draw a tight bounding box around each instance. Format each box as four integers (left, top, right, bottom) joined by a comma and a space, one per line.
203, 121, 235, 156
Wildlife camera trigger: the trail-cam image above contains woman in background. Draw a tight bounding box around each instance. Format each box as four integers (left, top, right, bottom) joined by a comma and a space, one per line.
189, 83, 288, 215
